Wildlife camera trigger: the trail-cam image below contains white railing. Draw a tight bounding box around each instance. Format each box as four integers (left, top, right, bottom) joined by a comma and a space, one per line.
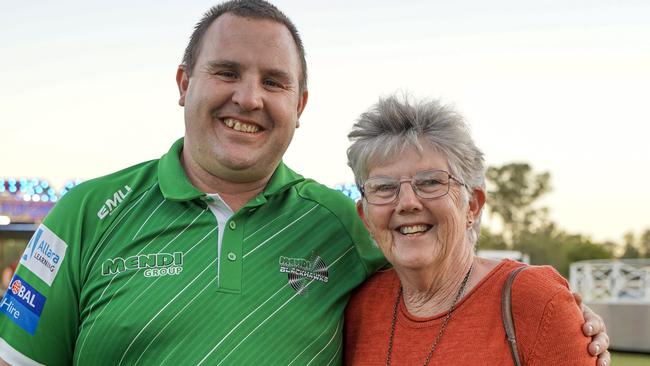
570, 259, 650, 303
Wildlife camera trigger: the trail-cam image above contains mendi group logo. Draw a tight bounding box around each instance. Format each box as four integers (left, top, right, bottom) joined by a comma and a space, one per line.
102, 252, 184, 278
279, 253, 329, 296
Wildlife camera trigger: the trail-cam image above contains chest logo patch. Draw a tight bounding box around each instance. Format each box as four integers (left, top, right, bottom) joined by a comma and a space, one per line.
279, 253, 329, 295
102, 251, 184, 278
20, 224, 68, 286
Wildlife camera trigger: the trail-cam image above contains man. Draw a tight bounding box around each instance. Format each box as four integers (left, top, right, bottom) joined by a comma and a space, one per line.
0, 1, 609, 365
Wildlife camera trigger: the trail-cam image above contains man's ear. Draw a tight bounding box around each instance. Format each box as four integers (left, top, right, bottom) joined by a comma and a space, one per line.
176, 65, 189, 106
295, 89, 308, 128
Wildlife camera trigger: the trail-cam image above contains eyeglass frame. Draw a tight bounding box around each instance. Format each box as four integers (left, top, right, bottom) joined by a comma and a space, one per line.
359, 169, 469, 205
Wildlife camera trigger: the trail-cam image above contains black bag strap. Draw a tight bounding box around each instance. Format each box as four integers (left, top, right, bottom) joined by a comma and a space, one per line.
501, 265, 529, 366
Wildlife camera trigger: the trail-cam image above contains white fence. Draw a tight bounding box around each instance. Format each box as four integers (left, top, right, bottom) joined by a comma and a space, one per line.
570, 259, 650, 303
570, 259, 650, 352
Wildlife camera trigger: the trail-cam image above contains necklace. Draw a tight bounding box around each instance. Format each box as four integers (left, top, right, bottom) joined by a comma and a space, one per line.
386, 264, 473, 366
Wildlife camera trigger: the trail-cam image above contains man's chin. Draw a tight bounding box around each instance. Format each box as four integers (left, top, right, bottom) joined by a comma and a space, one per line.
216, 158, 278, 183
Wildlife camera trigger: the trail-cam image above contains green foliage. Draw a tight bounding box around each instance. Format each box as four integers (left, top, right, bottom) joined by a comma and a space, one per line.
476, 226, 507, 250
621, 243, 641, 259
507, 224, 614, 276
564, 239, 614, 264
620, 229, 650, 258
612, 352, 650, 366
482, 161, 648, 272
485, 163, 551, 245
620, 231, 642, 258
484, 162, 616, 275
641, 228, 650, 258
513, 224, 567, 273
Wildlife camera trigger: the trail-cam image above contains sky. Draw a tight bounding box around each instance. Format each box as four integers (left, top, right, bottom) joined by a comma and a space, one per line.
2, 0, 649, 243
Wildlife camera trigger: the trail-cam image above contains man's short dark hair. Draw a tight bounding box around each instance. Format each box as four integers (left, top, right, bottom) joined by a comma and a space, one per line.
182, 0, 308, 92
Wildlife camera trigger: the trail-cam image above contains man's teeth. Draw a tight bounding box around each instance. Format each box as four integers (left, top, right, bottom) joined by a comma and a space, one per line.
224, 118, 260, 133
399, 225, 429, 235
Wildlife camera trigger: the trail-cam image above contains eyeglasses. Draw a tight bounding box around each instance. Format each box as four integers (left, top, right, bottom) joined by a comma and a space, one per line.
360, 169, 468, 205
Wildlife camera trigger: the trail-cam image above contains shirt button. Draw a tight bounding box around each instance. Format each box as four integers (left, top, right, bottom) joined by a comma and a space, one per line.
229, 221, 236, 230
227, 252, 237, 261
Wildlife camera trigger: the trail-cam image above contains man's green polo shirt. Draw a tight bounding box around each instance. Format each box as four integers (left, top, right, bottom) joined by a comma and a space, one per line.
0, 139, 385, 365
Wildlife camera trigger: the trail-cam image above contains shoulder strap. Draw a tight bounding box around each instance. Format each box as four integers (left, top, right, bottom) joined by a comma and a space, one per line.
501, 265, 528, 366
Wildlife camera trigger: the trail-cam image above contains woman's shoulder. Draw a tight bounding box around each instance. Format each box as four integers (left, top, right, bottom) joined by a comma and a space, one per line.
511, 263, 570, 301
501, 261, 578, 329
345, 269, 399, 324
351, 268, 399, 299
506, 264, 594, 364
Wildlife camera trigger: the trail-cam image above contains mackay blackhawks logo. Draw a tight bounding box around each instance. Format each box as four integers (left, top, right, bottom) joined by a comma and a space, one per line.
279, 253, 329, 296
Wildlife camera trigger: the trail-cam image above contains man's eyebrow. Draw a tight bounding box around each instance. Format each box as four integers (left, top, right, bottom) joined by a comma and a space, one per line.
205, 60, 240, 71
265, 68, 294, 83
204, 60, 295, 84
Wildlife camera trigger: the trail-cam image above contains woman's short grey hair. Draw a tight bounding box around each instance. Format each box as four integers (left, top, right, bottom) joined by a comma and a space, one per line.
347, 94, 486, 245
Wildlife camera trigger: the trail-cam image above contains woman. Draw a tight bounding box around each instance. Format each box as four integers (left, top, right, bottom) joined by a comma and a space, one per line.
344, 95, 597, 365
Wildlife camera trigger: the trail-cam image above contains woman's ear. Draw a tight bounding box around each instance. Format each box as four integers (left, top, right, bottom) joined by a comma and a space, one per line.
468, 187, 486, 222
356, 200, 369, 229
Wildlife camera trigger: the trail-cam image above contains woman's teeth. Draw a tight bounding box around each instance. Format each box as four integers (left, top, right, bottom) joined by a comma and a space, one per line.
399, 224, 430, 235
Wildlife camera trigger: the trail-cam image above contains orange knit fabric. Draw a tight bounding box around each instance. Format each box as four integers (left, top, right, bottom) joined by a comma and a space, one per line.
344, 260, 596, 365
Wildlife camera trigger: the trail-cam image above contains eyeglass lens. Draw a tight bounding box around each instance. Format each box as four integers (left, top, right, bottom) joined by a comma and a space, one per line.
363, 170, 451, 204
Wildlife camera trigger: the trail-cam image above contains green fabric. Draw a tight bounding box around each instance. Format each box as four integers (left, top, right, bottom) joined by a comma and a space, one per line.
0, 139, 386, 365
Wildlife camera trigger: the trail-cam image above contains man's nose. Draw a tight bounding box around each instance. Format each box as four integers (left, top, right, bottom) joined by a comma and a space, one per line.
232, 79, 263, 111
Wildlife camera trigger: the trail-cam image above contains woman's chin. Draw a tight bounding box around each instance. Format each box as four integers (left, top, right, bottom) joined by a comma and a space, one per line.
391, 255, 438, 272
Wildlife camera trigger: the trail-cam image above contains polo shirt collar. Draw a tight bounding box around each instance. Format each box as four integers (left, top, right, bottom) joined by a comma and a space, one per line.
159, 138, 203, 201
261, 160, 304, 196
158, 138, 304, 203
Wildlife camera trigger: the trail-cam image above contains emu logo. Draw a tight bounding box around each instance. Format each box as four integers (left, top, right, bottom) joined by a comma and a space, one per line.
97, 185, 132, 219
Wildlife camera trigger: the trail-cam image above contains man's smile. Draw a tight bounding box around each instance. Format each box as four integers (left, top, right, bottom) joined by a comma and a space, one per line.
222, 118, 261, 133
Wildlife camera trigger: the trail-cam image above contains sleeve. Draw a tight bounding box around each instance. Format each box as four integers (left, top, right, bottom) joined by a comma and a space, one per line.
0, 189, 84, 366
514, 267, 596, 366
298, 181, 387, 277
346, 208, 387, 277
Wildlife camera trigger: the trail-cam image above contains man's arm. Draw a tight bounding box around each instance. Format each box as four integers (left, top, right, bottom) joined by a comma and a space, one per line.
575, 292, 611, 366
0, 186, 87, 365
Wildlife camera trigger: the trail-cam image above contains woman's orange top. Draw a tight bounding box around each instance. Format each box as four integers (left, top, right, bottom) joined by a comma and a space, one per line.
344, 259, 595, 365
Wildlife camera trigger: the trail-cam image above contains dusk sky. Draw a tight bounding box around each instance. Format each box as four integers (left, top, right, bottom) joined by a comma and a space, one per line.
2, 0, 649, 243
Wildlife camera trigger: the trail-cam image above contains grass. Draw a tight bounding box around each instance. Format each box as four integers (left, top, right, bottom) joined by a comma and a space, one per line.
612, 351, 650, 366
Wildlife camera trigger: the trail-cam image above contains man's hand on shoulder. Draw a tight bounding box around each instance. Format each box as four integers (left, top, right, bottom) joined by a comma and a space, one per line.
574, 292, 611, 366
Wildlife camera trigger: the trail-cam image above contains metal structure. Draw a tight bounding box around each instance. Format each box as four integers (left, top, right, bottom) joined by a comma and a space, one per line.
570, 259, 650, 353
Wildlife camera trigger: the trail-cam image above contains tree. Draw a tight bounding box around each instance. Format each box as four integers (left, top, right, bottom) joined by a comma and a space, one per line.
512, 223, 613, 276
513, 223, 567, 273
639, 228, 650, 258
621, 243, 641, 259
620, 231, 641, 259
476, 226, 507, 250
563, 236, 614, 267
484, 162, 615, 275
485, 162, 551, 246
